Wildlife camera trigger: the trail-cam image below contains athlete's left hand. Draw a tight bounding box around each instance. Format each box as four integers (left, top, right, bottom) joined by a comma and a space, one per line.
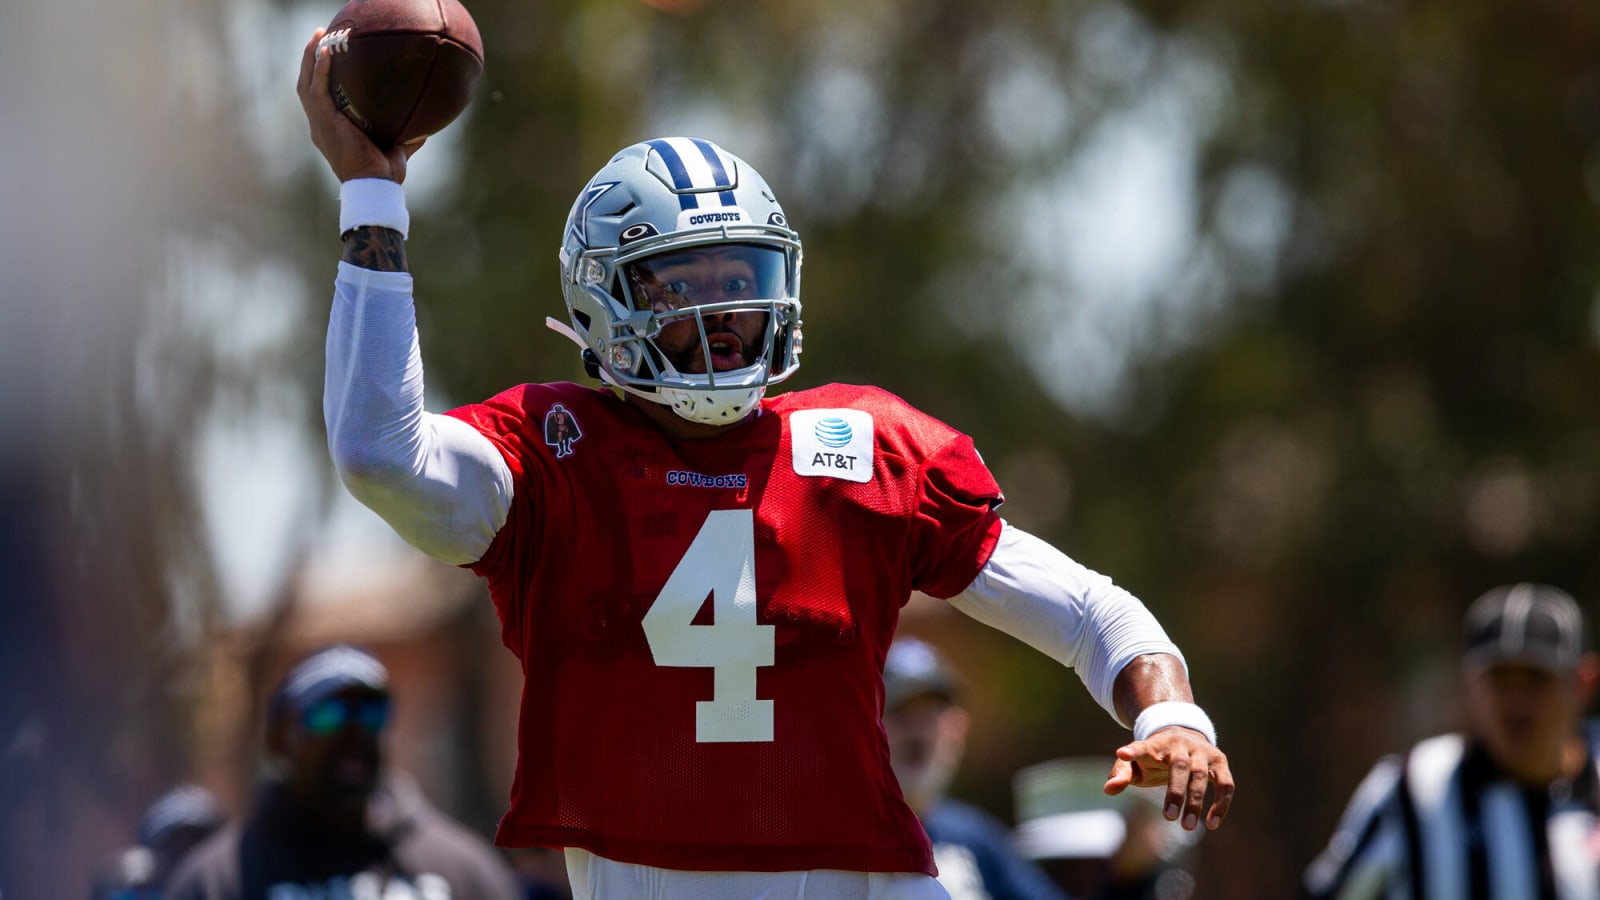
1104, 727, 1234, 831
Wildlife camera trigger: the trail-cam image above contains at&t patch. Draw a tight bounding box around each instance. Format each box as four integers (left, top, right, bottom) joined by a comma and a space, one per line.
789, 409, 873, 483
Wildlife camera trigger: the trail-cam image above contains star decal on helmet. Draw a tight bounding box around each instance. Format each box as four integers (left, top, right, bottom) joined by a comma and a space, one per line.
566, 182, 618, 247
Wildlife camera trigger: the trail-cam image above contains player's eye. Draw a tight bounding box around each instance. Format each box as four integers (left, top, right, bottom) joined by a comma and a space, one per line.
723, 278, 751, 294
647, 280, 696, 311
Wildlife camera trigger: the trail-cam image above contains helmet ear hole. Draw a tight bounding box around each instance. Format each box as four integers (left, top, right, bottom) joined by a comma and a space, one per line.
572, 309, 592, 330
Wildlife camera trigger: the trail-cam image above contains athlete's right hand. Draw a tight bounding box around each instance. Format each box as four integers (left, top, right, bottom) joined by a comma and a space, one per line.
1105, 727, 1234, 832
296, 28, 423, 184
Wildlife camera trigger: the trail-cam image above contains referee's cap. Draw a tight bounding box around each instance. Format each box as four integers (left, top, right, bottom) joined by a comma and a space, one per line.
1462, 583, 1589, 673
883, 638, 963, 710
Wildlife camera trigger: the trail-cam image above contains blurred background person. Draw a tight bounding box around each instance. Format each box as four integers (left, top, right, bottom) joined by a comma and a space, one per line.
166, 644, 520, 899
506, 847, 575, 900
1011, 757, 1198, 900
884, 637, 1071, 900
90, 783, 227, 898
1302, 583, 1600, 899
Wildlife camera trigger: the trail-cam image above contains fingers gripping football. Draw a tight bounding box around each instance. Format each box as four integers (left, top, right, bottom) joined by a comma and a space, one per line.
298, 30, 418, 184
1104, 727, 1235, 832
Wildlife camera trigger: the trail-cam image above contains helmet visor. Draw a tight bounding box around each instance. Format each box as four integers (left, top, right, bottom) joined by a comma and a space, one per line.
622, 243, 793, 313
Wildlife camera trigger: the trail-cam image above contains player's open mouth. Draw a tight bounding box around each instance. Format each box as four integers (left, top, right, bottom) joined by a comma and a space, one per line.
688, 333, 746, 373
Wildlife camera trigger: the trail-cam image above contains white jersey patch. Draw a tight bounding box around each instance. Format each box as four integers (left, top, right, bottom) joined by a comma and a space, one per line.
789, 409, 874, 483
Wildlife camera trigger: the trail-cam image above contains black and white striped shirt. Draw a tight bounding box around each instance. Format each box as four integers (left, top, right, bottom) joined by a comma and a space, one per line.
1303, 723, 1600, 899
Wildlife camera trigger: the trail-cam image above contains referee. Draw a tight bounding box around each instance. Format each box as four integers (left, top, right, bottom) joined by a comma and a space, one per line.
1304, 583, 1600, 900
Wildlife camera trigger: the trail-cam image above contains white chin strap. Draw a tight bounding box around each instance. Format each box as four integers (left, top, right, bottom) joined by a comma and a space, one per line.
545, 317, 765, 425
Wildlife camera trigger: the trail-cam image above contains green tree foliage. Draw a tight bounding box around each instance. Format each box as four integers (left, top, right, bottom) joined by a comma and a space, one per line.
1127, 1, 1600, 888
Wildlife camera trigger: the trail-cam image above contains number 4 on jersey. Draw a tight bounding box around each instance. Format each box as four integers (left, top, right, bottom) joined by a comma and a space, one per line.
642, 509, 776, 742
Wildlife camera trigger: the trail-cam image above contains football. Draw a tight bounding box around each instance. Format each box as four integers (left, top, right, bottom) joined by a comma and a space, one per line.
321, 0, 485, 148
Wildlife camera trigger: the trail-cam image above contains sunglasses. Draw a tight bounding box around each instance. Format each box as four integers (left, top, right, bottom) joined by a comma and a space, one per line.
300, 695, 390, 737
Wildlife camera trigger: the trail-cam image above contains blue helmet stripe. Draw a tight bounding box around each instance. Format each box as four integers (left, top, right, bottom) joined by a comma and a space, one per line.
690, 138, 738, 207
646, 138, 699, 210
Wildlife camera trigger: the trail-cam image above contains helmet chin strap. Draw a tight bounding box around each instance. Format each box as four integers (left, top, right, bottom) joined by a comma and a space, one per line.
545, 315, 643, 396
545, 315, 594, 360
544, 317, 764, 425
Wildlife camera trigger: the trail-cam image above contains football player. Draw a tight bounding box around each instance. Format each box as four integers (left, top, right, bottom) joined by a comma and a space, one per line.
299, 29, 1233, 900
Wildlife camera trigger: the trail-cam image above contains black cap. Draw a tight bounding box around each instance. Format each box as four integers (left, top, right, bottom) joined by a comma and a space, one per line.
1462, 583, 1588, 672
883, 638, 963, 709
268, 644, 390, 719
136, 783, 223, 849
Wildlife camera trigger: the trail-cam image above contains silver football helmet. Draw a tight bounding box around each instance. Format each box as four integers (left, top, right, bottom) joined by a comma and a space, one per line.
554, 137, 803, 425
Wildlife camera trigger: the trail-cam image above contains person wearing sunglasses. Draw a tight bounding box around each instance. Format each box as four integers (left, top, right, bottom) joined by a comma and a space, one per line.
166, 644, 522, 900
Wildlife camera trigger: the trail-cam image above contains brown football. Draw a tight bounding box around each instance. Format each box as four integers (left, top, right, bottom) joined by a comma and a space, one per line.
321, 0, 484, 148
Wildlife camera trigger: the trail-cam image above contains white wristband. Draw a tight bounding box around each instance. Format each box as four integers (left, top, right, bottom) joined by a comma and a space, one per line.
1133, 701, 1217, 745
339, 178, 409, 238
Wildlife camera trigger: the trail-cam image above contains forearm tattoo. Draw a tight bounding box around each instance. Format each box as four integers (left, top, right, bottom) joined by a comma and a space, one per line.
342, 226, 408, 272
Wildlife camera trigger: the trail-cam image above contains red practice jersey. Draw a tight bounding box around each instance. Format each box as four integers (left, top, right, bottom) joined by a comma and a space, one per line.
447, 382, 1004, 875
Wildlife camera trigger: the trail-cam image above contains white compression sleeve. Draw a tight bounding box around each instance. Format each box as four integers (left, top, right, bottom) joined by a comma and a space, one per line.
949, 520, 1184, 727
324, 261, 513, 564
